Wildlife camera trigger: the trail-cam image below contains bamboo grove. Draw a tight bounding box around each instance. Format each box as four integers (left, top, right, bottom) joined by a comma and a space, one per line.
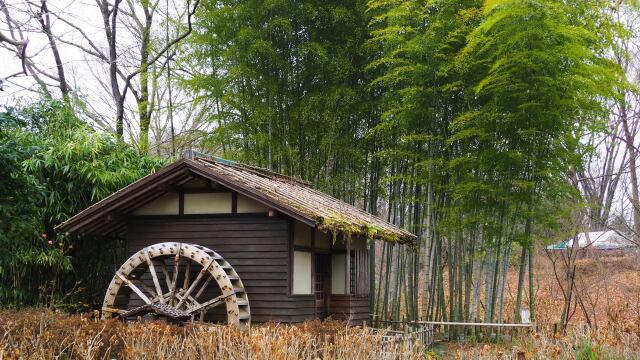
184, 0, 624, 327
0, 0, 626, 325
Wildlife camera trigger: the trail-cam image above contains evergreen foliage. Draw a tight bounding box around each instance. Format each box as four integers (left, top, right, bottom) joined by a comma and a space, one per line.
0, 101, 165, 308
184, 0, 624, 325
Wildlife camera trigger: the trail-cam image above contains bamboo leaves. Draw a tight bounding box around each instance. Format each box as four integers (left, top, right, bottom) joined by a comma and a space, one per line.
0, 100, 165, 307
368, 0, 622, 328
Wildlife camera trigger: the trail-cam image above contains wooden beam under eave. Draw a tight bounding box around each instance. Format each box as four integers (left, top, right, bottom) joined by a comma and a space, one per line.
60, 170, 189, 234
95, 221, 128, 237
106, 212, 125, 222
186, 160, 318, 227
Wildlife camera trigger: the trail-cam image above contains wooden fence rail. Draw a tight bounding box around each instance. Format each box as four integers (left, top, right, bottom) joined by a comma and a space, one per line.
369, 319, 435, 349
370, 316, 534, 346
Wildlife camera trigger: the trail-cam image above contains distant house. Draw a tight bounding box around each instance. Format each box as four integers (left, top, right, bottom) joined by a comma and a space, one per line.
58, 156, 416, 324
545, 230, 636, 254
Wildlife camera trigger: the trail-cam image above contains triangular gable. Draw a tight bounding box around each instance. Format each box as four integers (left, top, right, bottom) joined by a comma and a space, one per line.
57, 159, 316, 235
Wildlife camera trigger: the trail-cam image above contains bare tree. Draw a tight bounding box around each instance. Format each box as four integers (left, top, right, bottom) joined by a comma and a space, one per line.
1, 0, 200, 151
0, 30, 27, 83
544, 211, 595, 331
613, 5, 640, 242
573, 128, 627, 231
573, 4, 640, 241
0, 0, 61, 96
59, 0, 200, 150
34, 0, 69, 99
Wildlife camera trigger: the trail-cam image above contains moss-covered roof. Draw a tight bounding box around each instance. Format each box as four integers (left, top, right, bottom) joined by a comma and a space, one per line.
196, 158, 416, 244
58, 157, 417, 245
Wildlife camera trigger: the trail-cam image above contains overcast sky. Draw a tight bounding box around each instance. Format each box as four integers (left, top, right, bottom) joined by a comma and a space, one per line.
0, 0, 195, 141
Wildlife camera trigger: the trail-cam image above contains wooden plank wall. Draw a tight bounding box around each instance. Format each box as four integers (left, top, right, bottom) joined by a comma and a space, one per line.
125, 216, 315, 323
328, 295, 370, 323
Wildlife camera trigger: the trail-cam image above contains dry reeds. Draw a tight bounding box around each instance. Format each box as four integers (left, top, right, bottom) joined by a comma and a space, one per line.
0, 310, 424, 360
451, 326, 640, 360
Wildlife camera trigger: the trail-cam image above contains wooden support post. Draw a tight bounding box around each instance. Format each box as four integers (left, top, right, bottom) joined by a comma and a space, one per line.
178, 191, 184, 215
345, 232, 351, 295
231, 191, 237, 213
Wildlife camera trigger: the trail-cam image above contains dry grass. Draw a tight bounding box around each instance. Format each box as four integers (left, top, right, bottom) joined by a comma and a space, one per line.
448, 326, 640, 359
530, 254, 640, 331
2, 254, 639, 359
448, 253, 640, 359
0, 310, 426, 360
474, 254, 640, 330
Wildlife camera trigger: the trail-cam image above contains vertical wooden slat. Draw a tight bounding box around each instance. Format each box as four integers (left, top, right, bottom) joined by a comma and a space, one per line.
363, 250, 367, 295
231, 191, 238, 213
364, 250, 367, 294
358, 249, 362, 295
355, 250, 359, 295
345, 233, 351, 295
366, 249, 371, 295
357, 250, 361, 295
360, 250, 364, 294
359, 249, 368, 295
354, 249, 358, 295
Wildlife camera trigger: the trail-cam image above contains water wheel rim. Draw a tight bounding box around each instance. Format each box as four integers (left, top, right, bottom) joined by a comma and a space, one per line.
102, 242, 250, 327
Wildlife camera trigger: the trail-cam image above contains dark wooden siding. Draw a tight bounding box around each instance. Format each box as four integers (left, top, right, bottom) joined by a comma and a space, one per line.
121, 216, 370, 323
125, 216, 313, 323
329, 295, 370, 324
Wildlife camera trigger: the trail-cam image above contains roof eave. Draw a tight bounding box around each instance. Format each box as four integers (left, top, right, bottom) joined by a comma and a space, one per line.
57, 158, 418, 245
56, 159, 193, 233
57, 159, 320, 235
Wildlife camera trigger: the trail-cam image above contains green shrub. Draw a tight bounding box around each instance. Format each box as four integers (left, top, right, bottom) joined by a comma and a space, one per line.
0, 100, 165, 308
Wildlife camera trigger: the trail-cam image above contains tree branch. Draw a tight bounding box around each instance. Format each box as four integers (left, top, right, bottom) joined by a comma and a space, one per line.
119, 0, 200, 109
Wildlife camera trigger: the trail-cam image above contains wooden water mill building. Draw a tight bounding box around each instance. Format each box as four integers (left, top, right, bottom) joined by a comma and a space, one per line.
58, 156, 416, 325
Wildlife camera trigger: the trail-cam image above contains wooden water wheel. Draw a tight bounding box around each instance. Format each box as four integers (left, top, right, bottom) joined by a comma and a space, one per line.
102, 242, 250, 327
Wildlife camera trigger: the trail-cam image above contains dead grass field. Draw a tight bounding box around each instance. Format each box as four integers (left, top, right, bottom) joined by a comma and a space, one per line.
0, 310, 428, 360
447, 253, 640, 359
1, 254, 639, 359
502, 253, 640, 332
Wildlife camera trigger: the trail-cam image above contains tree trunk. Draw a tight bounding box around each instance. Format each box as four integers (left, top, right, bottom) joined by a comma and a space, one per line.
514, 245, 527, 322
621, 100, 640, 241
38, 0, 69, 100
137, 4, 153, 153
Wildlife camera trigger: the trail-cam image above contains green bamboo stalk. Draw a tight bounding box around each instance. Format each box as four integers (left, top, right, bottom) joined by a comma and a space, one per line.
497, 240, 512, 325
382, 242, 392, 320
393, 244, 402, 321
375, 241, 387, 321
489, 207, 506, 323
529, 240, 535, 322
514, 244, 528, 323
421, 182, 433, 320
464, 228, 476, 324
369, 239, 376, 319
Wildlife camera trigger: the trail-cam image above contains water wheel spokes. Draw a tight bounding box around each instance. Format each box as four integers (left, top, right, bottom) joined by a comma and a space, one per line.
102, 242, 250, 327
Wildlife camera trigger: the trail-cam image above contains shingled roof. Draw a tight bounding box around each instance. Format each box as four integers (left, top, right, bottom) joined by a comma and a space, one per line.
57, 157, 416, 244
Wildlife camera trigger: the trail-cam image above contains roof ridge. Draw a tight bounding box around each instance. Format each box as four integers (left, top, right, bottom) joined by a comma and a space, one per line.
195, 157, 314, 187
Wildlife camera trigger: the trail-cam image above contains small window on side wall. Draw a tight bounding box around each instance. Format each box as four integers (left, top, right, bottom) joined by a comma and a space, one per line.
331, 250, 370, 295
292, 250, 312, 294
